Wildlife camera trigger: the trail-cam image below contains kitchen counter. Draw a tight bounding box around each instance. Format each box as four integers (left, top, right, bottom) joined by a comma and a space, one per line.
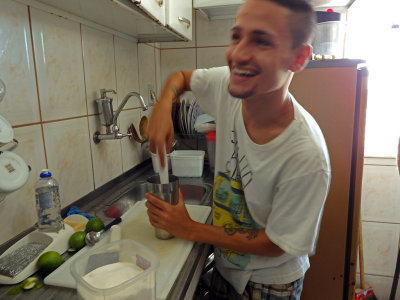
0, 159, 215, 299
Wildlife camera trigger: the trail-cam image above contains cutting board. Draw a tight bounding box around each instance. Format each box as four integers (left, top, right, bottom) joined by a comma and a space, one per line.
44, 202, 211, 300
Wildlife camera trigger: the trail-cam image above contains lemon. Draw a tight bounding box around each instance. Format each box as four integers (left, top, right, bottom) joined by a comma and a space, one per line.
69, 231, 87, 250
85, 217, 104, 232
37, 251, 63, 273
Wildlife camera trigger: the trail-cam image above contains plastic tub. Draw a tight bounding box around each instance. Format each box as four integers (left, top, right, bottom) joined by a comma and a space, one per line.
206, 131, 216, 173
170, 150, 205, 177
71, 239, 159, 300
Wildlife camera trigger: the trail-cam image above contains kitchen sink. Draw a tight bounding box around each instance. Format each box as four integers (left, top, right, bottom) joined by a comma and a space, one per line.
95, 181, 212, 222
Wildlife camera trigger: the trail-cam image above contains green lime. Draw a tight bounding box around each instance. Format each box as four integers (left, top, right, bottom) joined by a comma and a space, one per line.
69, 231, 87, 250
37, 251, 63, 273
85, 217, 104, 233
21, 276, 39, 290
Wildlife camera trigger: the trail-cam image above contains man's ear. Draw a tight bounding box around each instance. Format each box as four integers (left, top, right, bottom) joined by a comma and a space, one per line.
289, 44, 312, 72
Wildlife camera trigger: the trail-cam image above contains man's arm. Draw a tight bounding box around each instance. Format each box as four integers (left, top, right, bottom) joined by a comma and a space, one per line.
147, 70, 194, 167
145, 190, 285, 257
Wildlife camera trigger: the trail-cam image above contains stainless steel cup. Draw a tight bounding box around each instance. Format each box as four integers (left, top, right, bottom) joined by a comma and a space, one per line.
146, 174, 179, 239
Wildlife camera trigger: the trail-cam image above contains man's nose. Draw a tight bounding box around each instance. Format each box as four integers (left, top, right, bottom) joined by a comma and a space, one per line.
230, 39, 252, 62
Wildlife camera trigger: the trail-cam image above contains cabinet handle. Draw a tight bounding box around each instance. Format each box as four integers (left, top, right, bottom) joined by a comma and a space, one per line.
178, 16, 191, 29
133, 0, 141, 4
157, 0, 163, 6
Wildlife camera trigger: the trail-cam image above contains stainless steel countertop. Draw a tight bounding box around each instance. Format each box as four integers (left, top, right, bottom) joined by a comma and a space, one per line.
0, 159, 214, 299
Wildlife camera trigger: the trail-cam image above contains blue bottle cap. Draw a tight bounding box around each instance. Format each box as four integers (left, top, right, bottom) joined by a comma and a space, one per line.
40, 169, 52, 178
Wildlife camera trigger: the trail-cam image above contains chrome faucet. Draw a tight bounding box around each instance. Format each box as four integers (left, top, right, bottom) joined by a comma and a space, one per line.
93, 89, 148, 143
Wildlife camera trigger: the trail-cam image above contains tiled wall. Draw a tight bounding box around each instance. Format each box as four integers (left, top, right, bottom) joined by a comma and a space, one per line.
360, 157, 400, 299
0, 0, 159, 244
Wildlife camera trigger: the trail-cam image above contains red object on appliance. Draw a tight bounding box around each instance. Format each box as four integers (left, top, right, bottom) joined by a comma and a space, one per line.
354, 287, 374, 300
206, 131, 216, 142
327, 8, 334, 12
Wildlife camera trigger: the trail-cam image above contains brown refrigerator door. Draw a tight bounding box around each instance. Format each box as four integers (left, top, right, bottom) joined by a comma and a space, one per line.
289, 60, 368, 300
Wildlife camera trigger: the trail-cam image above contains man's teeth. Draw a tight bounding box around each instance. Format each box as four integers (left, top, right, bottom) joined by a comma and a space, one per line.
234, 69, 256, 77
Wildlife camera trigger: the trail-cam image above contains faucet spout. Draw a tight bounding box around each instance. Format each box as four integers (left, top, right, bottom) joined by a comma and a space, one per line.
113, 92, 147, 126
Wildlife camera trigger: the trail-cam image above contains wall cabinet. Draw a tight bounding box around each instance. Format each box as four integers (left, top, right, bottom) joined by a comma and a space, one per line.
166, 0, 192, 40
17, 0, 192, 42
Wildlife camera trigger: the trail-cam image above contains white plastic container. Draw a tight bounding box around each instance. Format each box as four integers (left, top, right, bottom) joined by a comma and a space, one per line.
170, 150, 205, 177
71, 239, 159, 300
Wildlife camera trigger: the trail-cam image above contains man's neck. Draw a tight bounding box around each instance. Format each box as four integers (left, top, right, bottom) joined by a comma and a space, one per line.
241, 91, 294, 145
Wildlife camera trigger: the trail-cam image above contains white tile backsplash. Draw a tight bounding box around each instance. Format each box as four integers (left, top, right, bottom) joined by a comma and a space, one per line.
31, 8, 87, 121
196, 11, 233, 47
138, 44, 157, 104
0, 125, 46, 244
82, 25, 117, 114
0, 0, 39, 126
197, 47, 228, 69
43, 118, 94, 207
88, 115, 123, 189
114, 36, 140, 110
119, 109, 143, 172
160, 48, 196, 87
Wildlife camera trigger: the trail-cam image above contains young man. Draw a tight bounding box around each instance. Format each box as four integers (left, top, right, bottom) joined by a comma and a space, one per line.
145, 0, 331, 298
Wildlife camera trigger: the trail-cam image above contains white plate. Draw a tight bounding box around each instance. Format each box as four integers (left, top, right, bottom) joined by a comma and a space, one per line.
0, 114, 13, 145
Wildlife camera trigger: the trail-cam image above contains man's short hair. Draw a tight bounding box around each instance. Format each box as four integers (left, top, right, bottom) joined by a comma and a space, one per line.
267, 0, 316, 48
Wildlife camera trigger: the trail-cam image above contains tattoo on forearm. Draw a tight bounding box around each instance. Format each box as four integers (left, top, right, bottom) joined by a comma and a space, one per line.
171, 85, 179, 98
224, 225, 258, 240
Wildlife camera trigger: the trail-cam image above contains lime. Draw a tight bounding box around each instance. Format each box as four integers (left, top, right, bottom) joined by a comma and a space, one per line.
21, 276, 39, 290
37, 251, 63, 273
85, 217, 104, 232
69, 231, 87, 250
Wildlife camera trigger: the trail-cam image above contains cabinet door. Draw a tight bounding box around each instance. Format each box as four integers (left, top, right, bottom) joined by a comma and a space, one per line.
134, 0, 166, 25
167, 0, 192, 40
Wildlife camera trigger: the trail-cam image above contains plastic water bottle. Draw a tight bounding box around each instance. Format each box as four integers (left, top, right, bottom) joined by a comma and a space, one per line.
35, 169, 64, 232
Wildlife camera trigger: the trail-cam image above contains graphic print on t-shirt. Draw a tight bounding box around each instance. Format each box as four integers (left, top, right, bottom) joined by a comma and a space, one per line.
213, 130, 256, 269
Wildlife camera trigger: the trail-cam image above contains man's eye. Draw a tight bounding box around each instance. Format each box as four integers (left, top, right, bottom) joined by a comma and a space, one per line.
257, 39, 271, 46
231, 33, 240, 41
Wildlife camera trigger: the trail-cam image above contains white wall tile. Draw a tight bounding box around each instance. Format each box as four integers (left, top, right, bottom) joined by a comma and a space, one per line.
197, 47, 228, 69
119, 109, 142, 172
362, 222, 399, 276
88, 115, 123, 188
196, 11, 233, 47
362, 164, 400, 223
160, 48, 196, 87
138, 44, 157, 105
114, 36, 140, 110
0, 125, 46, 244
82, 25, 117, 114
31, 8, 86, 121
43, 118, 94, 206
0, 0, 39, 126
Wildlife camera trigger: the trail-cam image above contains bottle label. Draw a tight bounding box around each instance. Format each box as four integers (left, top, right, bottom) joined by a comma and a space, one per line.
38, 192, 54, 210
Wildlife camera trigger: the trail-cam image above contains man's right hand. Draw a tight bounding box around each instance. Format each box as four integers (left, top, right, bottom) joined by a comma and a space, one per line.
147, 100, 174, 168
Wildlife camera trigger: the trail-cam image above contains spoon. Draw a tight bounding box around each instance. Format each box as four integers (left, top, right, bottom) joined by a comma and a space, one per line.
85, 217, 122, 246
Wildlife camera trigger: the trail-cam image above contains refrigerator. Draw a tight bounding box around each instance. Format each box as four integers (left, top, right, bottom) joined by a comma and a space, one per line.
289, 59, 368, 300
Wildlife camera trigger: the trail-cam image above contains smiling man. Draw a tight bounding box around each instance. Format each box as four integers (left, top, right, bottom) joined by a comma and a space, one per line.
145, 0, 331, 299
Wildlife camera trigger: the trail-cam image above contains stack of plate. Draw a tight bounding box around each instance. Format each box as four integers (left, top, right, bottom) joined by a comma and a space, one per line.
172, 93, 203, 135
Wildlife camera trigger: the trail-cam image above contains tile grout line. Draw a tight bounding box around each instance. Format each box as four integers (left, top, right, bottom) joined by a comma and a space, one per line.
27, 5, 48, 169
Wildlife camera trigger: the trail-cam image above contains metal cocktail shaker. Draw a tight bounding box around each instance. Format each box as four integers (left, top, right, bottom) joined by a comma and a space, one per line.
146, 174, 179, 239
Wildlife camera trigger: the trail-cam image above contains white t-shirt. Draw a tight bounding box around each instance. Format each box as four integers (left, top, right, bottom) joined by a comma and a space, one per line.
190, 66, 331, 294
